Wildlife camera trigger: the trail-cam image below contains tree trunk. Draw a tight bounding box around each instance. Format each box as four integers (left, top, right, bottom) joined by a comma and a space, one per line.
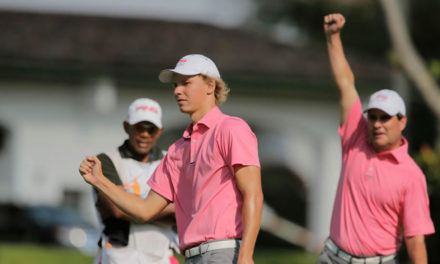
379, 0, 440, 146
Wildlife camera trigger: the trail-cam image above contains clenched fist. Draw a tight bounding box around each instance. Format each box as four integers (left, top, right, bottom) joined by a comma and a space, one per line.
324, 13, 346, 36
79, 156, 104, 186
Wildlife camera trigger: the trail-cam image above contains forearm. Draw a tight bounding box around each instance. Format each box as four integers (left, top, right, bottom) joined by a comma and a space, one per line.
149, 203, 176, 226
405, 235, 428, 264
327, 33, 359, 123
234, 165, 263, 264
238, 191, 263, 263
97, 187, 175, 225
94, 177, 160, 223
323, 14, 358, 123
326, 33, 355, 91
96, 189, 134, 221
80, 156, 168, 223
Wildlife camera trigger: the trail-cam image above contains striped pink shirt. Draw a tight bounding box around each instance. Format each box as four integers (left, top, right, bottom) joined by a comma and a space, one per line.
330, 99, 434, 256
148, 107, 260, 251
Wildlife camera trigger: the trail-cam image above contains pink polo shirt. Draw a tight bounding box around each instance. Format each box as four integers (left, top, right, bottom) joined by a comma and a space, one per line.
330, 99, 435, 256
148, 107, 260, 251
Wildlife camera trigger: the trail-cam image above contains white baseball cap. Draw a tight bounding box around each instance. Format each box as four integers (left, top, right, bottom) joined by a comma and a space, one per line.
365, 89, 406, 116
158, 54, 221, 83
125, 98, 162, 128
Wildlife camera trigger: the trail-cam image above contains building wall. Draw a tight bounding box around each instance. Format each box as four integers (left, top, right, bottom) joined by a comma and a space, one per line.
0, 78, 343, 250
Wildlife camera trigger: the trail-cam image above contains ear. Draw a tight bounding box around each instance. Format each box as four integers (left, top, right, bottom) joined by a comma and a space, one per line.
154, 128, 163, 139
206, 79, 215, 95
399, 116, 407, 131
123, 121, 130, 134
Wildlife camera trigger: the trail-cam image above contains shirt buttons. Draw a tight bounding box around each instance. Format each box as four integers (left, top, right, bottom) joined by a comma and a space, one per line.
193, 139, 197, 142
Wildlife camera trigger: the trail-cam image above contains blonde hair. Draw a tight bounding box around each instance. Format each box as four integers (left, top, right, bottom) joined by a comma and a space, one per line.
201, 74, 230, 106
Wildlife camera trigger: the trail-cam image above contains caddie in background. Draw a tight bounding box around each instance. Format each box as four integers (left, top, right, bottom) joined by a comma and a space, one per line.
93, 98, 179, 264
317, 13, 435, 264
80, 54, 263, 264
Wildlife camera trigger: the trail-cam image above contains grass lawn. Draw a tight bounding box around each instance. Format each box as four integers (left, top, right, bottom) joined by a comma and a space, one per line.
0, 243, 94, 264
0, 243, 317, 264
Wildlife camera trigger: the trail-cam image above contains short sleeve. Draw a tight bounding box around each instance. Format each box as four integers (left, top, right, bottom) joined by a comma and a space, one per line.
147, 153, 175, 202
338, 99, 367, 152
402, 171, 435, 236
218, 117, 260, 168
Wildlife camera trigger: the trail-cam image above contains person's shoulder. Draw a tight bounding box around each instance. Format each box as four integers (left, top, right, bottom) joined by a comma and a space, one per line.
162, 138, 185, 159
213, 115, 255, 143
168, 137, 184, 149
218, 115, 252, 131
399, 156, 426, 183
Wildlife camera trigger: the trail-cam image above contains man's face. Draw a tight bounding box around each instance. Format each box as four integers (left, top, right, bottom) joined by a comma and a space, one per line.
125, 121, 162, 155
172, 74, 214, 115
367, 108, 407, 153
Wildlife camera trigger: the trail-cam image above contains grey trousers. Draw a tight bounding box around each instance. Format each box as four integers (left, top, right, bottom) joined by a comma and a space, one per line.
316, 246, 399, 264
184, 247, 240, 264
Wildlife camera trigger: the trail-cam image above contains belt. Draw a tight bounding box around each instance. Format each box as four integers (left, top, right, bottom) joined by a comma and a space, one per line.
325, 238, 396, 264
184, 239, 241, 258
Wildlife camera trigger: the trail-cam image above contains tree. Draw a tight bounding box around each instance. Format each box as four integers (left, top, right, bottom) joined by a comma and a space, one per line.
379, 0, 440, 147
253, 0, 439, 147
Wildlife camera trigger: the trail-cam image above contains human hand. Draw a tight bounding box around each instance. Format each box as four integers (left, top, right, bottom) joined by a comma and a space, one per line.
324, 13, 346, 36
79, 156, 104, 186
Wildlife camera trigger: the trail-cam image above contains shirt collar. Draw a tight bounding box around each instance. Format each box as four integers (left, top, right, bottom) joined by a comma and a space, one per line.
182, 107, 222, 138
376, 137, 408, 163
197, 106, 222, 128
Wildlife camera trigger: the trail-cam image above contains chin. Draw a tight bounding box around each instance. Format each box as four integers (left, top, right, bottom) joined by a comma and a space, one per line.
178, 106, 191, 113
134, 147, 150, 155
371, 139, 385, 151
373, 143, 390, 153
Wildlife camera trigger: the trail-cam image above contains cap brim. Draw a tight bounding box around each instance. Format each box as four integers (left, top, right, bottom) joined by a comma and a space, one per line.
158, 70, 174, 83
127, 116, 162, 128
158, 69, 203, 83
363, 106, 398, 116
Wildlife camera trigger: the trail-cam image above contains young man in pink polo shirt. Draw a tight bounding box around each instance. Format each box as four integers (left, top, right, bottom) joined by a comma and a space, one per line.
317, 14, 435, 264
79, 54, 263, 264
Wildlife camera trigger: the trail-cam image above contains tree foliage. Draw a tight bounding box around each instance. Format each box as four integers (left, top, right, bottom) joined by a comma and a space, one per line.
254, 0, 388, 55
414, 146, 440, 263
254, 0, 440, 63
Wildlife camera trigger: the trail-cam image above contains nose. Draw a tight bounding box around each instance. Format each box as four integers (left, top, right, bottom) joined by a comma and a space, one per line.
136, 128, 153, 138
139, 130, 151, 137
372, 119, 382, 128
174, 85, 182, 96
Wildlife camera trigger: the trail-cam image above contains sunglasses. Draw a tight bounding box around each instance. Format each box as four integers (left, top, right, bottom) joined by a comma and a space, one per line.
131, 122, 159, 135
367, 114, 393, 122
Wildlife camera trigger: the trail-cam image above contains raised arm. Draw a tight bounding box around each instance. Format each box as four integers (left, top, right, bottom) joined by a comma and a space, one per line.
324, 13, 359, 124
79, 156, 169, 223
235, 165, 263, 264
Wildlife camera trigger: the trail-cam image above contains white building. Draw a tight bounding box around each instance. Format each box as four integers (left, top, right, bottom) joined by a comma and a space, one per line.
0, 10, 390, 250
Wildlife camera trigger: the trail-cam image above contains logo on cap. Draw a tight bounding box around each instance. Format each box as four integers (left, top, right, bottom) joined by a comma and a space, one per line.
375, 94, 388, 101
136, 105, 158, 114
